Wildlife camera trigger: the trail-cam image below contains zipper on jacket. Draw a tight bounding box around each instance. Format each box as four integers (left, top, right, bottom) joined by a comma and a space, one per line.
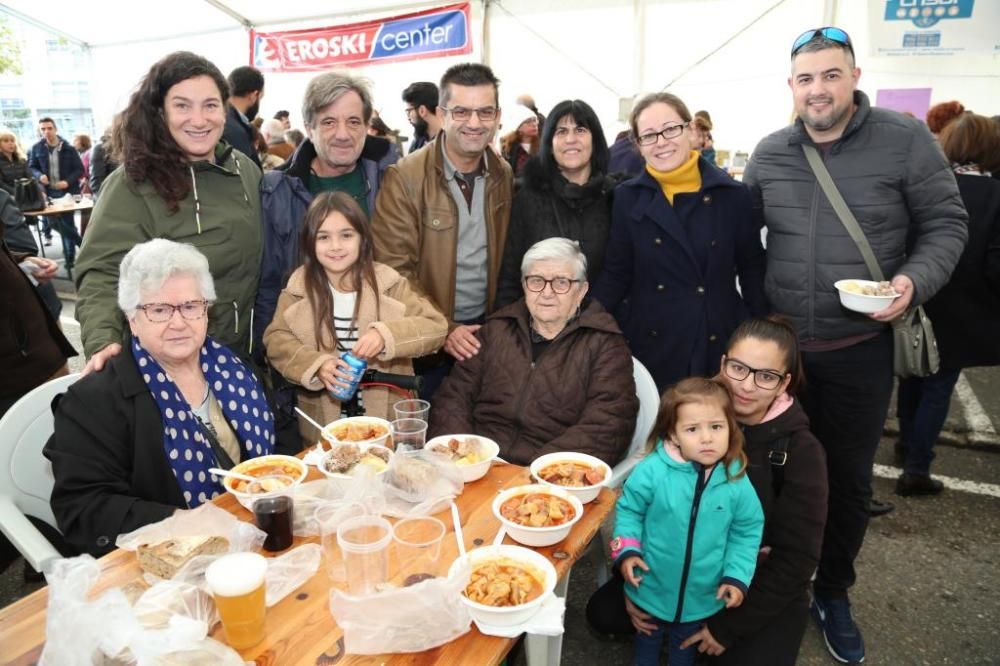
673, 464, 713, 623
507, 360, 535, 450
233, 301, 239, 334
190, 167, 202, 234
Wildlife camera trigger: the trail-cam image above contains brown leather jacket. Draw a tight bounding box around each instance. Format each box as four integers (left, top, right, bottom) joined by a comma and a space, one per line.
371, 136, 513, 327
263, 263, 448, 444
429, 299, 639, 466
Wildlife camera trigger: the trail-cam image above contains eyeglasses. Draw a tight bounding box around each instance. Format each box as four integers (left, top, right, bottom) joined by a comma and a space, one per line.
635, 123, 689, 146
723, 358, 787, 390
791, 26, 854, 58
441, 105, 498, 122
523, 275, 580, 294
404, 106, 416, 116
138, 300, 209, 323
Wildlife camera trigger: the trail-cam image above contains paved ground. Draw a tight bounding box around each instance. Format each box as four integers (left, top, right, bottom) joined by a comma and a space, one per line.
2, 240, 998, 664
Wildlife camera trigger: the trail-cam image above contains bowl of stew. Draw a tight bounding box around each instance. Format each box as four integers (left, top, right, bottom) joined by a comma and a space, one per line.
529, 452, 611, 504
222, 455, 308, 510
448, 544, 557, 626
491, 484, 583, 547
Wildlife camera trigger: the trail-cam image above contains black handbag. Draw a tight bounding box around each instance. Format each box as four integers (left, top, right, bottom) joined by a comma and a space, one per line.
14, 177, 46, 212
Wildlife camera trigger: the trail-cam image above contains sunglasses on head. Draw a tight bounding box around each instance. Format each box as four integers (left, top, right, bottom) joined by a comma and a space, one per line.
791, 26, 854, 58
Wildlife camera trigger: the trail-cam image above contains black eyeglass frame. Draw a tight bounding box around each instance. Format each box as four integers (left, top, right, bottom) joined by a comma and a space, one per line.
635, 122, 690, 147
722, 357, 788, 390
137, 299, 210, 323
522, 275, 581, 294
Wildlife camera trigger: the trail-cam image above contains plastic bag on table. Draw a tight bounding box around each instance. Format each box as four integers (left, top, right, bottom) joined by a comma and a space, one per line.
292, 473, 384, 538
38, 556, 245, 666
328, 562, 472, 655
381, 450, 463, 517
264, 543, 321, 606
115, 502, 266, 554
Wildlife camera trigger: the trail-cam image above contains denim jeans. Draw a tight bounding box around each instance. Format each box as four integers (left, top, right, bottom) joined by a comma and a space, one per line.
896, 368, 962, 476
47, 213, 81, 265
633, 615, 701, 666
801, 331, 894, 598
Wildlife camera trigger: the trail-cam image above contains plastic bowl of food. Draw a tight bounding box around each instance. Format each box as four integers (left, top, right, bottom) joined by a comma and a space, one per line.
529, 452, 611, 504
321, 416, 392, 450
318, 443, 393, 483
425, 434, 500, 483
492, 484, 583, 547
834, 279, 899, 314
448, 544, 557, 627
223, 455, 308, 510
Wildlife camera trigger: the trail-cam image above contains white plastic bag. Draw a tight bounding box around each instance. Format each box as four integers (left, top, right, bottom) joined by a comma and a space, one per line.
328, 563, 472, 655
264, 543, 322, 607
115, 502, 265, 554
382, 450, 463, 516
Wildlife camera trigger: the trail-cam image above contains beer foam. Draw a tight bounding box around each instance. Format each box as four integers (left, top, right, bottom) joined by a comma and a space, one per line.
205, 552, 268, 597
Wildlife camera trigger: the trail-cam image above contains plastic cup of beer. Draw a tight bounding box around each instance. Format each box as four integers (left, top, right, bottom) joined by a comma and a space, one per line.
390, 418, 428, 452
315, 501, 367, 584
337, 514, 393, 596
392, 516, 445, 585
393, 398, 430, 422
205, 552, 268, 649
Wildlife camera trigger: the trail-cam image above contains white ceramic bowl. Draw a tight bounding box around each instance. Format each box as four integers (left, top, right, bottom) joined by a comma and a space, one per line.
222, 455, 308, 510
834, 279, 899, 314
321, 416, 392, 450
529, 452, 611, 504
448, 544, 557, 627
425, 434, 500, 483
492, 484, 583, 547
317, 443, 394, 483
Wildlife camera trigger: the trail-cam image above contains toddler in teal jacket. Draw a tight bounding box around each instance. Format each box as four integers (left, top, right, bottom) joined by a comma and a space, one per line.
612, 377, 764, 666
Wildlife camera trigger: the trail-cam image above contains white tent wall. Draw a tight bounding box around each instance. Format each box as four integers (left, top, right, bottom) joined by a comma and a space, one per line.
15, 0, 997, 158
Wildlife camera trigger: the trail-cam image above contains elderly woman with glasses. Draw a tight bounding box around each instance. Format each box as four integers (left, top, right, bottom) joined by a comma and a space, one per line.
591, 92, 767, 392
45, 239, 276, 557
429, 237, 638, 466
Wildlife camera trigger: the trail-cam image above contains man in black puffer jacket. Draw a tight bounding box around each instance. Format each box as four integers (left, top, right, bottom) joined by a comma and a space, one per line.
744, 27, 967, 665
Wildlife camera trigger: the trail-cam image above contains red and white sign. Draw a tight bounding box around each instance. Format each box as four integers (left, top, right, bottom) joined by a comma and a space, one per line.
251, 3, 473, 72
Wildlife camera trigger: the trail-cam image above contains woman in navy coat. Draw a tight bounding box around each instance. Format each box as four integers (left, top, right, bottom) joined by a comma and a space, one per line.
592, 93, 766, 390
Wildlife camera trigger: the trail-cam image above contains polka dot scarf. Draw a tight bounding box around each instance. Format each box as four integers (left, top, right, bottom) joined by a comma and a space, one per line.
131, 336, 275, 508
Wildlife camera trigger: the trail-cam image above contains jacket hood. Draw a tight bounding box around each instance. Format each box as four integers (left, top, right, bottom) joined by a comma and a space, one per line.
788, 90, 872, 148
488, 297, 623, 338
741, 397, 812, 448
282, 135, 392, 181
187, 141, 236, 172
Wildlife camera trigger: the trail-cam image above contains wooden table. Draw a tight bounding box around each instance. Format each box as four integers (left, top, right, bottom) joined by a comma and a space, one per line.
0, 463, 615, 665
22, 199, 94, 261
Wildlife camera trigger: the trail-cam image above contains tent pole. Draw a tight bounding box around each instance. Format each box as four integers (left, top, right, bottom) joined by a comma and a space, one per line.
481, 0, 491, 66
201, 0, 252, 28
822, 0, 838, 26
0, 5, 87, 46
633, 0, 646, 93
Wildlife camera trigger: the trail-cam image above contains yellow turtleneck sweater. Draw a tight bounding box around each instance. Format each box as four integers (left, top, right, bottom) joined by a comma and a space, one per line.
646, 150, 702, 204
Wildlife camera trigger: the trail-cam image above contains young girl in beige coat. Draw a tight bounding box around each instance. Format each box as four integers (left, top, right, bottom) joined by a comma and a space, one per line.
263, 192, 448, 445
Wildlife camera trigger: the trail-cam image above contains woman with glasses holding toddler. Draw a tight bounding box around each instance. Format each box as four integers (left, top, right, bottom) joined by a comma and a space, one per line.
591, 92, 768, 391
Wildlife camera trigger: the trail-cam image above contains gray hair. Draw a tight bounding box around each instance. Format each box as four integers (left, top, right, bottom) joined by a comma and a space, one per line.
520, 237, 588, 281
118, 239, 216, 318
302, 72, 374, 129
261, 118, 286, 145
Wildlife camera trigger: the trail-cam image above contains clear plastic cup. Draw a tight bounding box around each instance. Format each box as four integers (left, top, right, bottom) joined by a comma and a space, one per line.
392, 516, 446, 585
393, 399, 430, 422
390, 418, 428, 452
337, 514, 393, 596
314, 502, 367, 584
205, 552, 268, 649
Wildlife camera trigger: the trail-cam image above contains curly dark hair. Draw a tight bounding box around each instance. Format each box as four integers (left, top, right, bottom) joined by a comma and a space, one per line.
112, 51, 229, 214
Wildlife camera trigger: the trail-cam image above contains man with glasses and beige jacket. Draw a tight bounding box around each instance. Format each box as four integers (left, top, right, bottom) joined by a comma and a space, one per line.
372, 63, 513, 399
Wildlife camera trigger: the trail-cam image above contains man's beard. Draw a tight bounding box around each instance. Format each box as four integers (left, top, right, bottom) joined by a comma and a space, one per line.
245, 101, 260, 122
411, 117, 429, 138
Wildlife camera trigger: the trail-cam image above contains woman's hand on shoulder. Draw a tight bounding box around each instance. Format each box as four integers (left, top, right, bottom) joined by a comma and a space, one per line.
444, 324, 482, 361
352, 329, 386, 360
82, 343, 122, 377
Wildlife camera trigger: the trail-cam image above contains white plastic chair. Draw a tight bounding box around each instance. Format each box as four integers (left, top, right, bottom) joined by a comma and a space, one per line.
0, 372, 80, 572
588, 357, 661, 588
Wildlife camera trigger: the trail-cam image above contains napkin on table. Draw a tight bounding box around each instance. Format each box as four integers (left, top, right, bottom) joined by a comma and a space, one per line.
473, 595, 566, 638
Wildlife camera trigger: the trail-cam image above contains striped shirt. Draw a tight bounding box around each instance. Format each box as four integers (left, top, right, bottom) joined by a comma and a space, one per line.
331, 287, 358, 351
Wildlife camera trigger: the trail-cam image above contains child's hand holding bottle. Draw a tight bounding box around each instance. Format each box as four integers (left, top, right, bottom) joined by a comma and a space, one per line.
717, 583, 744, 608
351, 329, 386, 360
318, 358, 356, 393
620, 555, 650, 588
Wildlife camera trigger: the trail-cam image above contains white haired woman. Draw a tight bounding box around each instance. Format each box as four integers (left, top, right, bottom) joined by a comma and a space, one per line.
45, 239, 276, 557
429, 237, 638, 466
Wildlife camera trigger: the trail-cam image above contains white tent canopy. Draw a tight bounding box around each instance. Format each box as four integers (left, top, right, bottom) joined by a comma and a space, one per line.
2, 0, 997, 157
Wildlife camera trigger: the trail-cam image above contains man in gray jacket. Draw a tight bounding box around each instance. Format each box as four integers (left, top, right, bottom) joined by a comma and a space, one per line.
743, 27, 967, 665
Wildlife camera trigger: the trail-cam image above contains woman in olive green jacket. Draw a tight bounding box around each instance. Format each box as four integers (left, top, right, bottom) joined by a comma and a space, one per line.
76, 52, 262, 370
